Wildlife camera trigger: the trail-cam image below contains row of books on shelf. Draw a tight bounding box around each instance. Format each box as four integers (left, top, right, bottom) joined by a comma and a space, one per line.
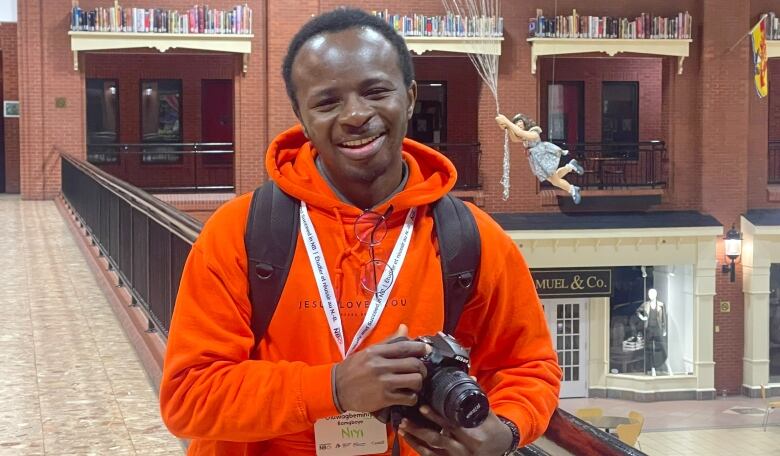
70, 1, 253, 34
371, 10, 503, 38
766, 12, 780, 40
529, 9, 692, 40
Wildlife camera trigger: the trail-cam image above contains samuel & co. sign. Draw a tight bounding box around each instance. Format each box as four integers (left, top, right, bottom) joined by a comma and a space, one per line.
530, 268, 612, 298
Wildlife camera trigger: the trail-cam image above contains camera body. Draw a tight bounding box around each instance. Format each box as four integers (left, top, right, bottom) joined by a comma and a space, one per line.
385, 332, 490, 429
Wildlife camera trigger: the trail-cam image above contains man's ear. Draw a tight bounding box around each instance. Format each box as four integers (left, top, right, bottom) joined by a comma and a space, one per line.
406, 80, 418, 120
293, 107, 310, 139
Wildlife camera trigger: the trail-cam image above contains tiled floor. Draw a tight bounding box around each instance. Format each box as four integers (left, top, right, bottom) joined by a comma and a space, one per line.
0, 195, 182, 455
561, 396, 780, 455
3, 194, 780, 455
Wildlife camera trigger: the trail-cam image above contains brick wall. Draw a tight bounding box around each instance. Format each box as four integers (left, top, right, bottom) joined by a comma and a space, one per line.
537, 57, 663, 142
84, 53, 236, 189
1, 23, 18, 193
17, 0, 266, 199
413, 56, 480, 144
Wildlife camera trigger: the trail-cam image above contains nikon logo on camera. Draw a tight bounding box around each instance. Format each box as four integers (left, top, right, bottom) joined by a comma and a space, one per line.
531, 268, 611, 298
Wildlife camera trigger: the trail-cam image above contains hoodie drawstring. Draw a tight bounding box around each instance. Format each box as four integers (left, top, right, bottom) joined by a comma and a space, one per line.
332, 208, 361, 301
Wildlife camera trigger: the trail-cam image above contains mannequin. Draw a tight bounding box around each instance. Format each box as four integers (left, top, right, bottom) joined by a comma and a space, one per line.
636, 288, 670, 376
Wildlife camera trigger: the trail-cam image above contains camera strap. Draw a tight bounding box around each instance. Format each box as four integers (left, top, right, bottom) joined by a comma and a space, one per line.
391, 408, 403, 456
299, 201, 417, 359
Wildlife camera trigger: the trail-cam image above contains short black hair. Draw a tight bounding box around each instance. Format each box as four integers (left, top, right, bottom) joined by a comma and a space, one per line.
282, 8, 415, 114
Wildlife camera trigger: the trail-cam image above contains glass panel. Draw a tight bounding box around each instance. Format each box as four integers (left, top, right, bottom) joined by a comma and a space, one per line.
141, 80, 183, 164
573, 351, 579, 365
573, 336, 579, 350
565, 304, 572, 318
573, 304, 580, 318
564, 367, 571, 380
546, 81, 584, 145
557, 336, 563, 349
572, 367, 579, 380
408, 81, 446, 144
770, 264, 780, 382
86, 79, 119, 164
573, 319, 580, 334
609, 265, 694, 376
565, 336, 571, 350
602, 81, 639, 159
557, 305, 563, 319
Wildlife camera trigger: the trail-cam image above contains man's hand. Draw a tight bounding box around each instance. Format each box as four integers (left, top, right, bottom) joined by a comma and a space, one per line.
398, 406, 514, 456
334, 325, 429, 413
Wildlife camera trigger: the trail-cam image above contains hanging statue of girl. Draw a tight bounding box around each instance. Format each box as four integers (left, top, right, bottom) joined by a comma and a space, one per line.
496, 113, 585, 204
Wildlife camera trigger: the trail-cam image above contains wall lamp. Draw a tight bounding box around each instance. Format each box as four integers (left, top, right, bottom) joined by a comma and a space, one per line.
722, 224, 742, 283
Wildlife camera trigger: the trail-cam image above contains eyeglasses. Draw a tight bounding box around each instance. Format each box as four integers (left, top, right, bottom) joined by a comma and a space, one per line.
354, 206, 394, 295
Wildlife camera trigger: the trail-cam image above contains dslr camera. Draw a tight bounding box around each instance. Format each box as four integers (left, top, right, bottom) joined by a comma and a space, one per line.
381, 332, 490, 429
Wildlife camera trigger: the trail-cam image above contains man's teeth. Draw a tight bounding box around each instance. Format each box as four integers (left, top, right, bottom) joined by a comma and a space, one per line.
341, 134, 380, 147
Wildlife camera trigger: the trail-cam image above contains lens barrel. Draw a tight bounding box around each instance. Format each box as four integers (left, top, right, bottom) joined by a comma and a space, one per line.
429, 368, 489, 428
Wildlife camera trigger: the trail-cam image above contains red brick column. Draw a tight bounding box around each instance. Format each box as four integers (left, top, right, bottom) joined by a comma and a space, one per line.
18, 0, 86, 199
699, 0, 750, 394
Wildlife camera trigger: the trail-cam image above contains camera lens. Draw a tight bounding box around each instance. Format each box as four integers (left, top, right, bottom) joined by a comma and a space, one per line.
429, 369, 489, 428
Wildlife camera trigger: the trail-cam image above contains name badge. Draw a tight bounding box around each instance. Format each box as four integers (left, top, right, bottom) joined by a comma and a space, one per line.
314, 411, 388, 455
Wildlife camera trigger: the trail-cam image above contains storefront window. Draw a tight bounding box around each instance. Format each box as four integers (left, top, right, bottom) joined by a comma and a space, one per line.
609, 265, 694, 377
769, 264, 780, 383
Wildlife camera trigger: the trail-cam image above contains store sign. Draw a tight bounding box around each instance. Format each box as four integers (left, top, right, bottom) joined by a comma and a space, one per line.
531, 269, 612, 298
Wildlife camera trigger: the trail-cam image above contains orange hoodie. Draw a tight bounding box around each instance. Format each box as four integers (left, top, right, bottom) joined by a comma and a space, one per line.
160, 125, 561, 455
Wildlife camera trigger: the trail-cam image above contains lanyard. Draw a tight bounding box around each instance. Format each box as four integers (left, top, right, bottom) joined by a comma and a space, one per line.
299, 202, 417, 358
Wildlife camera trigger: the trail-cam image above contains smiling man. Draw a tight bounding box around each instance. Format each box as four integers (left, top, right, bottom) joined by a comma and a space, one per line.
160, 8, 560, 456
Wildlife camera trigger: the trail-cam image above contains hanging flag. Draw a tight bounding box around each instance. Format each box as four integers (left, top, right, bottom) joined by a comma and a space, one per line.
751, 15, 769, 98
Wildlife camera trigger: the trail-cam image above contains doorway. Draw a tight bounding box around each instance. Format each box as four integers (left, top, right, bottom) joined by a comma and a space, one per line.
544, 298, 589, 398
200, 79, 234, 191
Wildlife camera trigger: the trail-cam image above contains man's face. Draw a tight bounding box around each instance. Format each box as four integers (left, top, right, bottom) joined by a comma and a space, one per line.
291, 27, 416, 187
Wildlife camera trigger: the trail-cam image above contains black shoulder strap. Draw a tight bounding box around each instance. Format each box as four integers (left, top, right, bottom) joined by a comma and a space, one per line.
245, 181, 300, 354
432, 194, 481, 335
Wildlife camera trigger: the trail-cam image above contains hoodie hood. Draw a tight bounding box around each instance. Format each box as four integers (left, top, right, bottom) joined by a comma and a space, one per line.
265, 125, 457, 214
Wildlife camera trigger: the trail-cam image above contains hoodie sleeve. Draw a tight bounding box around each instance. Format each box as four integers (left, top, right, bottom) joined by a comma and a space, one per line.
159, 204, 338, 441
455, 211, 561, 447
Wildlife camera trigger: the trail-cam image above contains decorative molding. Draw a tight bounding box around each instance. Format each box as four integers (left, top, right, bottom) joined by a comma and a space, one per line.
404, 36, 502, 56
527, 38, 692, 75
768, 40, 780, 59
69, 31, 253, 73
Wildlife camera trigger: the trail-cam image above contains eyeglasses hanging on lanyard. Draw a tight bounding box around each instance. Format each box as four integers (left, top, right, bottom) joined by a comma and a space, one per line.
354, 205, 394, 294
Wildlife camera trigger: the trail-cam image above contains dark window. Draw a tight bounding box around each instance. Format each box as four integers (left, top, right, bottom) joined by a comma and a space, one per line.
141, 80, 182, 164
602, 82, 639, 158
408, 81, 446, 145
86, 79, 119, 164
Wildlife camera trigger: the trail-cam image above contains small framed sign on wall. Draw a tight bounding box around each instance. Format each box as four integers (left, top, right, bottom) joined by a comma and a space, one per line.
4, 101, 19, 118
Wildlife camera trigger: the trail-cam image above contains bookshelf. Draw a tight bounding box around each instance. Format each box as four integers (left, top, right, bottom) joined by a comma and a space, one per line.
526, 38, 692, 75
404, 36, 503, 56
69, 31, 253, 73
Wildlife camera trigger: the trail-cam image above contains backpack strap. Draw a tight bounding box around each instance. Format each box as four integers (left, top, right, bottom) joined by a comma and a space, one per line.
245, 181, 300, 355
432, 194, 481, 335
